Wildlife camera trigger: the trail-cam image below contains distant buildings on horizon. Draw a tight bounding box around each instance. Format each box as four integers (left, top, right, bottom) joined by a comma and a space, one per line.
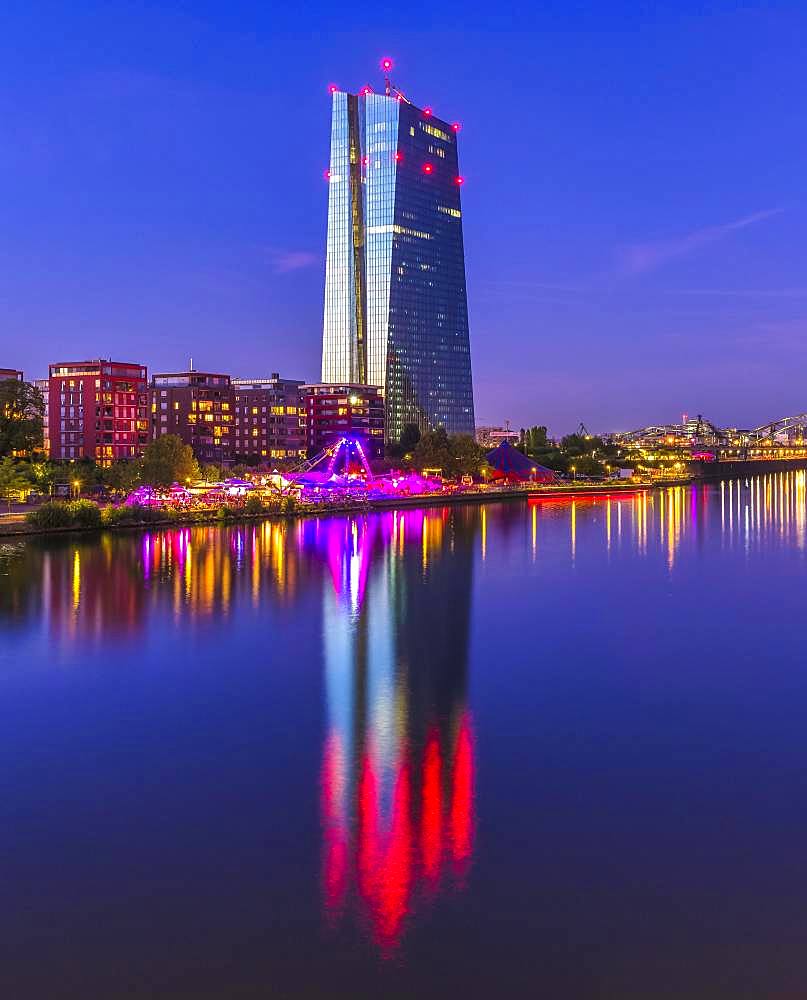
4, 358, 392, 467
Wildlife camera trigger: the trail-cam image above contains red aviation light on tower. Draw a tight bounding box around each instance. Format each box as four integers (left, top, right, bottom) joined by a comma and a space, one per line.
394, 151, 402, 163
452, 122, 462, 132
422, 163, 434, 175
328, 84, 339, 95
360, 85, 373, 96
423, 107, 433, 117
455, 175, 465, 185
380, 57, 393, 72
324, 169, 331, 181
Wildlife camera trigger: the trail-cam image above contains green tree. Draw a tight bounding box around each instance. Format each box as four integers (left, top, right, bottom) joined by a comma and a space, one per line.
569, 453, 604, 476
0, 457, 29, 511
0, 379, 44, 457
450, 434, 487, 477
200, 463, 225, 483
386, 422, 422, 461
399, 423, 421, 454
527, 426, 550, 454
413, 428, 453, 474
102, 458, 143, 494
559, 433, 588, 457
69, 457, 104, 488
412, 429, 487, 479
140, 435, 199, 487
29, 459, 60, 496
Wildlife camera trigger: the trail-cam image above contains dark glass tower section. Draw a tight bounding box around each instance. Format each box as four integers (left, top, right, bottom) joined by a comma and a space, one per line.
322, 87, 475, 442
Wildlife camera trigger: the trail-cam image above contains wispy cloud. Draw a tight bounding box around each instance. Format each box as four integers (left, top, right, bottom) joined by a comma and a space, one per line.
478, 279, 583, 294
268, 249, 320, 274
617, 208, 784, 276
669, 286, 807, 299
734, 318, 807, 351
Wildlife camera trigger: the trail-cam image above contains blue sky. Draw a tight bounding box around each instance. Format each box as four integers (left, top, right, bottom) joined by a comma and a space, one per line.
2, 1, 805, 434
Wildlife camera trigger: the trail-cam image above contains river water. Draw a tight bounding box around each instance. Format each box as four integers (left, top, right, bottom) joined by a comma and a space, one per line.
2, 474, 807, 998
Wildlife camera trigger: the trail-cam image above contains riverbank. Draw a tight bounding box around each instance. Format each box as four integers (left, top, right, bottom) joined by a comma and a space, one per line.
0, 482, 651, 538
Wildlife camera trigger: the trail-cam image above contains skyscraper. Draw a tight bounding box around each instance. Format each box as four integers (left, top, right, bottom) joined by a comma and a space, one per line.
321, 66, 475, 442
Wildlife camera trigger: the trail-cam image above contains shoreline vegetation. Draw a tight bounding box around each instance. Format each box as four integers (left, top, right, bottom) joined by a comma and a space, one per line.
0, 482, 651, 539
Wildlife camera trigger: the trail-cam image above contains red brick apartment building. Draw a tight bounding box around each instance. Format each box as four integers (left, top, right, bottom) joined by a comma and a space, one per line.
302, 383, 385, 459
232, 374, 305, 463
150, 370, 234, 464
48, 360, 149, 463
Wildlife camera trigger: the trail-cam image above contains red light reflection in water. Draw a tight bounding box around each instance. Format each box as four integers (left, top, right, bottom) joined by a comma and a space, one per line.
321, 710, 475, 953
450, 714, 474, 875
357, 754, 412, 950
421, 731, 443, 886
321, 732, 348, 917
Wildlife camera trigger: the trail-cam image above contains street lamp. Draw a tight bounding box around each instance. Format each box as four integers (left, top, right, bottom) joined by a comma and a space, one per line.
570, 465, 576, 481
72, 479, 81, 499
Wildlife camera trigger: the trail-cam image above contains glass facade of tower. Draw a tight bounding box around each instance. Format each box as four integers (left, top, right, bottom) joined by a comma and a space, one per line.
322, 89, 475, 442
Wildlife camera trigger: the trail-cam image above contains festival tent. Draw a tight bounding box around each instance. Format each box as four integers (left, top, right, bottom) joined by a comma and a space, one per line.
486, 441, 556, 483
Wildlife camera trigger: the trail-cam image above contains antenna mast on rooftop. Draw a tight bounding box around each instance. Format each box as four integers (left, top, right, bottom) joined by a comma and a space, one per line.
380, 57, 393, 96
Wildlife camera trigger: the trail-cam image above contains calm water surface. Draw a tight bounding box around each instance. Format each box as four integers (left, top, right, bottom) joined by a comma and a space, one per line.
2, 475, 807, 998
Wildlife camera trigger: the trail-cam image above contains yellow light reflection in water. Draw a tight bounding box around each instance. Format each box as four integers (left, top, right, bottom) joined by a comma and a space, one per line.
666, 489, 676, 570
72, 549, 80, 611
252, 530, 260, 605
38, 474, 807, 644
422, 520, 428, 574
185, 537, 193, 603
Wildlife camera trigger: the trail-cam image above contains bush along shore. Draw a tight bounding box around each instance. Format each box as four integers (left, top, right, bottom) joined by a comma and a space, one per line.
20, 495, 305, 535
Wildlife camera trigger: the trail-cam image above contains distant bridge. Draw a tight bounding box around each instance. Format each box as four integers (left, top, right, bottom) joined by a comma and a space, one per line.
621, 412, 807, 448
748, 413, 807, 442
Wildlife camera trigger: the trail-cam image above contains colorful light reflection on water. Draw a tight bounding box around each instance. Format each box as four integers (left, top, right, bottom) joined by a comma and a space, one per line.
4, 473, 807, 995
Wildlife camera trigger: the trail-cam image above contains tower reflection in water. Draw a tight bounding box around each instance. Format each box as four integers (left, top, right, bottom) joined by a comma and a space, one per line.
313, 510, 476, 952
